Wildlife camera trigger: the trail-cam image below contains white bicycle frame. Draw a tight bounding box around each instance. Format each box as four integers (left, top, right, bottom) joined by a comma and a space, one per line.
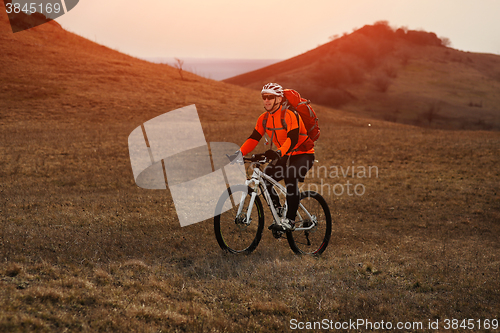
233, 161, 317, 231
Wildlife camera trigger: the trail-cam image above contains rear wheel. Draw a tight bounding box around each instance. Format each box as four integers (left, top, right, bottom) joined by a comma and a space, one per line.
286, 191, 331, 255
214, 185, 265, 254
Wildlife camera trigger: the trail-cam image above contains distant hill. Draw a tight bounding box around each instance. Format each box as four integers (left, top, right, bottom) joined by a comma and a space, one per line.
0, 5, 270, 130
225, 22, 500, 130
0, 4, 373, 141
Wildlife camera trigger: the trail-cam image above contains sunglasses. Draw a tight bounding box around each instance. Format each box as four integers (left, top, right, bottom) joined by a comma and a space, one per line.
262, 94, 276, 100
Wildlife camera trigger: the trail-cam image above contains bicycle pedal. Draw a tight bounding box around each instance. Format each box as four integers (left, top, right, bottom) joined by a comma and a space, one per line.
271, 229, 284, 239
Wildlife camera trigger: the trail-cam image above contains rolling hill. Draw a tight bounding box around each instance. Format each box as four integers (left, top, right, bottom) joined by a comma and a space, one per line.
1, 7, 499, 332
0, 7, 264, 128
225, 22, 500, 130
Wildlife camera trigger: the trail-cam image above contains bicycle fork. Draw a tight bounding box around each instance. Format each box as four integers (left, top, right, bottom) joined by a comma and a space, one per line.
235, 190, 257, 225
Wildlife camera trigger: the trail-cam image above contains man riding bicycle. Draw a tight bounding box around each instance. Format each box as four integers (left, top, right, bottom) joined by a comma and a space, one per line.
232, 83, 315, 231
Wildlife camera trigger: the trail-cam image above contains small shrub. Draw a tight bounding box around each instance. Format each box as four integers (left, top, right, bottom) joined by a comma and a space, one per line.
5, 262, 22, 277
400, 52, 411, 66
383, 109, 400, 122
475, 119, 493, 130
395, 28, 407, 38
468, 101, 482, 108
440, 36, 452, 47
405, 30, 442, 46
384, 65, 398, 78
373, 75, 391, 93
356, 21, 395, 40
421, 102, 441, 125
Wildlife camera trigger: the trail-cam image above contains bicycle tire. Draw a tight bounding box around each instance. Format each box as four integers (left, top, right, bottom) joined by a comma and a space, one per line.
286, 191, 332, 255
214, 185, 265, 254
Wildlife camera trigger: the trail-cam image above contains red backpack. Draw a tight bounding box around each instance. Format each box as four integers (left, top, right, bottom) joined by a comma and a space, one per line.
262, 89, 320, 145
283, 89, 320, 142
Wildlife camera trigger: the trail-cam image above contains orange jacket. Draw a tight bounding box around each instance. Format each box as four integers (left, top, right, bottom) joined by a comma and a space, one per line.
240, 105, 314, 156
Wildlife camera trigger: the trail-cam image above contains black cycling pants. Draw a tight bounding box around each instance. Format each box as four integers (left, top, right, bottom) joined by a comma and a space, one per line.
263, 153, 315, 221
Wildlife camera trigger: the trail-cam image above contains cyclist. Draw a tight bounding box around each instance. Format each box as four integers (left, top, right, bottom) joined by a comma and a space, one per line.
232, 83, 315, 231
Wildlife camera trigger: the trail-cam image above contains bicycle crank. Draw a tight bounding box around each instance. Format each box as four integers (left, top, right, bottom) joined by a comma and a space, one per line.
271, 229, 285, 239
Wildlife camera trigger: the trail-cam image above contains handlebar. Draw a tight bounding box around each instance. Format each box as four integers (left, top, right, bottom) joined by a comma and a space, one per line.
243, 153, 268, 163
226, 152, 271, 165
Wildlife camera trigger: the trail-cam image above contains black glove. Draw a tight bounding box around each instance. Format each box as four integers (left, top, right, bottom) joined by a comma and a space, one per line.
264, 149, 281, 162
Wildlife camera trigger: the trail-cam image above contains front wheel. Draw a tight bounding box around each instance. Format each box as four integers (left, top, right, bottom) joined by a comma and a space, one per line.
214, 185, 265, 254
286, 191, 332, 255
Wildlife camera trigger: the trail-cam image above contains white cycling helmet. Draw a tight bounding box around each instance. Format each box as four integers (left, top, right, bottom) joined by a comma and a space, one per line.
261, 83, 284, 97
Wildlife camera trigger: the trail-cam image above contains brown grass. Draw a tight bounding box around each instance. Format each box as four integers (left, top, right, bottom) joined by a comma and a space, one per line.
1, 7, 499, 332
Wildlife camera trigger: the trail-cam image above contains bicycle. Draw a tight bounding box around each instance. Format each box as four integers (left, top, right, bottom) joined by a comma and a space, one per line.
213, 153, 332, 255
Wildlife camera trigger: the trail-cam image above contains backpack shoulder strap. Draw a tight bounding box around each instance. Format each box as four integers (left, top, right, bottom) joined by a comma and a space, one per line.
262, 112, 269, 130
280, 107, 287, 131
261, 107, 289, 151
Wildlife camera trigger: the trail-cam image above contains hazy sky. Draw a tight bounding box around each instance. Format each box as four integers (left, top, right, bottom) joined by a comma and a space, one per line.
55, 0, 500, 59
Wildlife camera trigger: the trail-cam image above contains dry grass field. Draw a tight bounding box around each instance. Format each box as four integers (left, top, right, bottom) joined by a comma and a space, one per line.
1, 7, 499, 332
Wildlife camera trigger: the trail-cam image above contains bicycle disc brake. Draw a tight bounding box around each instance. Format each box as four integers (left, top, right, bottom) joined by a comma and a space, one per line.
235, 213, 250, 230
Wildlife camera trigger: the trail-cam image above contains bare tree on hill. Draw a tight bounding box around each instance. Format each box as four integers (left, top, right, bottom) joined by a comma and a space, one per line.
174, 58, 185, 81
423, 102, 441, 126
